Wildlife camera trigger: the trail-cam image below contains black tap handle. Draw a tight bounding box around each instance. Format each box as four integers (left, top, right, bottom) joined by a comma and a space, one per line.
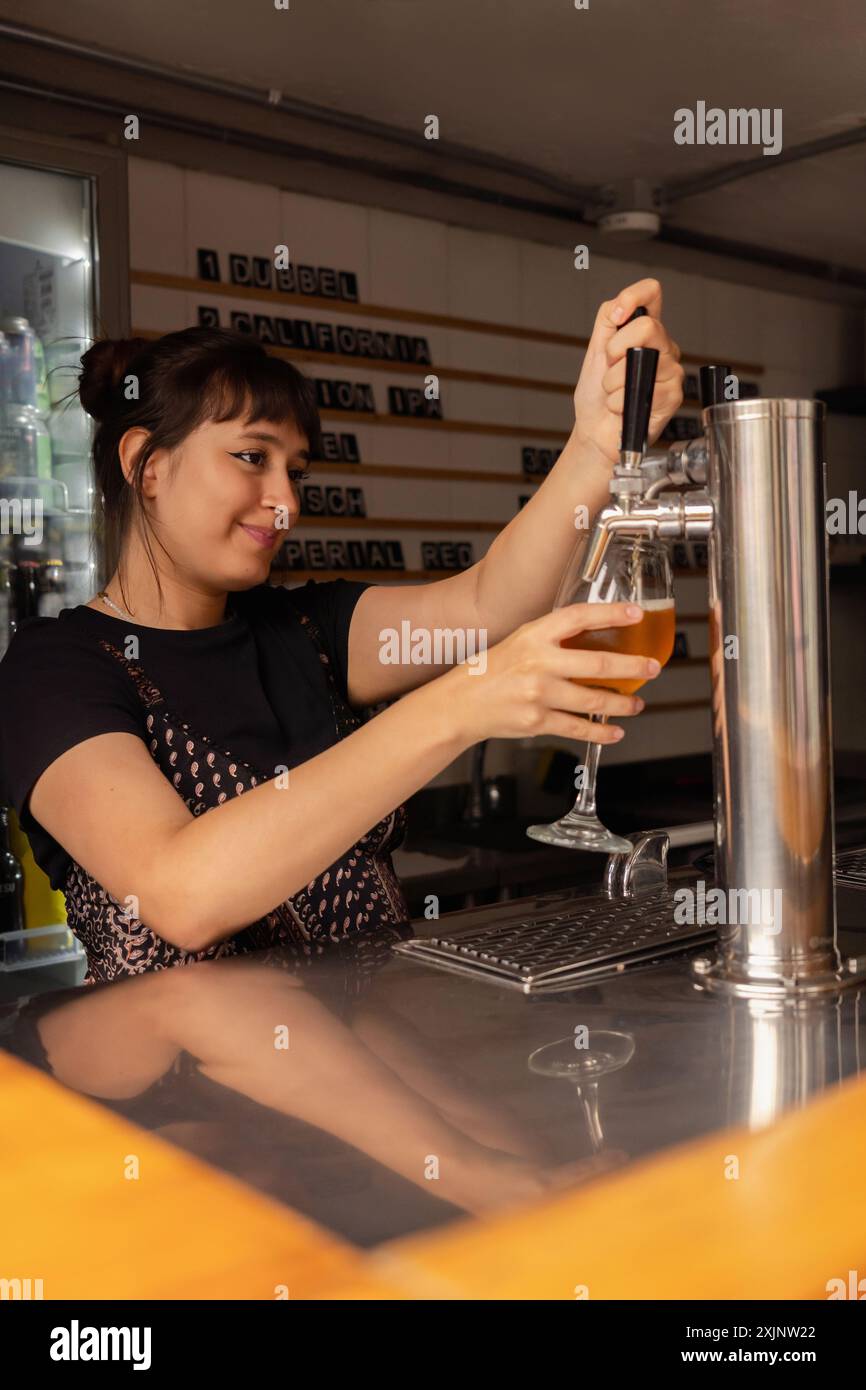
621, 346, 659, 456
699, 365, 732, 408
625, 305, 648, 324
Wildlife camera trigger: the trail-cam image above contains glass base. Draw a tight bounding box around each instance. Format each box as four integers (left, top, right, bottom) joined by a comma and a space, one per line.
526, 812, 632, 854
528, 1032, 636, 1079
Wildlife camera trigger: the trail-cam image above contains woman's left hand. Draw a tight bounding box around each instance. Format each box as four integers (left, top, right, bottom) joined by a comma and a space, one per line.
572, 278, 685, 468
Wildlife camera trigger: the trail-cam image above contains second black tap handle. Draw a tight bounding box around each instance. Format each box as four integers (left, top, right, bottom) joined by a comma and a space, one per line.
699, 365, 732, 408
621, 346, 659, 458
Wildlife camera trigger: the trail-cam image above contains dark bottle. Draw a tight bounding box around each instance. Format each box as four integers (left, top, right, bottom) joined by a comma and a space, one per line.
9, 559, 42, 639
0, 805, 26, 933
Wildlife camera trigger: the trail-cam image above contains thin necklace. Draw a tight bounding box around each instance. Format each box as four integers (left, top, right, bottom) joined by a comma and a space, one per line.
98, 588, 132, 620
97, 589, 230, 626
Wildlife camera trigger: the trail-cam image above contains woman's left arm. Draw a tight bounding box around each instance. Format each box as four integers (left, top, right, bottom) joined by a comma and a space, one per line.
346, 278, 683, 708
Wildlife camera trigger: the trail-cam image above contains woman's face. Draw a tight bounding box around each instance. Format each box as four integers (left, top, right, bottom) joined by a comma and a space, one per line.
140, 414, 310, 592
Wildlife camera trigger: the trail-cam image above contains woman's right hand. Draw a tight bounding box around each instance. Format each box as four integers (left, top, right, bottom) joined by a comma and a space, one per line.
443, 601, 663, 747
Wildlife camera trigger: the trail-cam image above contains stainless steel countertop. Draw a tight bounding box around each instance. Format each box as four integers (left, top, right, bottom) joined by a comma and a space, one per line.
2, 876, 865, 1250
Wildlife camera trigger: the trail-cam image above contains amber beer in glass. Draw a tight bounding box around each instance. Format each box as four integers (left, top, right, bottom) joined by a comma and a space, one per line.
527, 535, 675, 853
560, 597, 676, 695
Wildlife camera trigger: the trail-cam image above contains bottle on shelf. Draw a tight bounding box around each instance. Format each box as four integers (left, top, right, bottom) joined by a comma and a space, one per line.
6, 805, 68, 932
0, 805, 26, 934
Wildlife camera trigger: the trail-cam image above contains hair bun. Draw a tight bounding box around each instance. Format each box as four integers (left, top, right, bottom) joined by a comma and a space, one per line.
78, 337, 148, 421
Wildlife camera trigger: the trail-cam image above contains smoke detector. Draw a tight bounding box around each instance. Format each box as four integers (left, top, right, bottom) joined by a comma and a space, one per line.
598, 208, 661, 240
593, 179, 663, 242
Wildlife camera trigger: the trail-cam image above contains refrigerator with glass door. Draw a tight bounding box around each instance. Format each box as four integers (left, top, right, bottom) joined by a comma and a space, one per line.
0, 126, 127, 950
0, 126, 128, 658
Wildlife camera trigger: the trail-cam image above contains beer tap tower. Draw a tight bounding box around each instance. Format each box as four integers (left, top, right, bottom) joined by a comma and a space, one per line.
585, 347, 866, 997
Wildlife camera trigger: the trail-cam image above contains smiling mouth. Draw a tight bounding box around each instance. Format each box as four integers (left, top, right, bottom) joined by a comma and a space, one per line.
239, 524, 280, 549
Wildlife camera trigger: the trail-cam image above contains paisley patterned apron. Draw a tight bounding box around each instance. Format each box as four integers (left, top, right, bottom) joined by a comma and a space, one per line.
63, 602, 410, 984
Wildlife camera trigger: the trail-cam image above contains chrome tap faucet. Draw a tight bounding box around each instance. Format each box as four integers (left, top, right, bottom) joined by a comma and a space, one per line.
586, 346, 864, 998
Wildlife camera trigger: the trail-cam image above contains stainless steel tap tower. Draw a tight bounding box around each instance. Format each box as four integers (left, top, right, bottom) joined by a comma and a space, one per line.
583, 350, 866, 998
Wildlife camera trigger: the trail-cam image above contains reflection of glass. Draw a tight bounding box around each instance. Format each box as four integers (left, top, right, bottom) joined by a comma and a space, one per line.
527, 535, 674, 853
528, 1029, 635, 1153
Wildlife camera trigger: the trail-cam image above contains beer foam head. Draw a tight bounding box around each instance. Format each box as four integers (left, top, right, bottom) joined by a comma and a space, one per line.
634, 597, 675, 609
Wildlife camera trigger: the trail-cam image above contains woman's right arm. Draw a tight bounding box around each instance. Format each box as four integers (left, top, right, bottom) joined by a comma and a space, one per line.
29, 601, 658, 951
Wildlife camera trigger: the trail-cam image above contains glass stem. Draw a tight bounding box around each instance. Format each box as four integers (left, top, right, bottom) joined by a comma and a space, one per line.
572, 714, 605, 817
576, 1081, 605, 1153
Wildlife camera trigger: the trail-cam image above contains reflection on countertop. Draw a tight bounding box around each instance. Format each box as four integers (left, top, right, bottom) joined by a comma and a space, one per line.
2, 887, 866, 1249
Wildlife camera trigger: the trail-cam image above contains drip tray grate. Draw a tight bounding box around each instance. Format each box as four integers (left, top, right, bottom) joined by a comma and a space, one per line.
393, 890, 715, 993
836, 848, 866, 889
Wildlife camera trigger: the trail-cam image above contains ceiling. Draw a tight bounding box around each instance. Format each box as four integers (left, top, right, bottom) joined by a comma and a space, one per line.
1, 0, 865, 297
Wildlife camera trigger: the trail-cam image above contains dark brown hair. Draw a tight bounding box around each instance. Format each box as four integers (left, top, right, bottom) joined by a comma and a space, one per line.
78, 326, 322, 598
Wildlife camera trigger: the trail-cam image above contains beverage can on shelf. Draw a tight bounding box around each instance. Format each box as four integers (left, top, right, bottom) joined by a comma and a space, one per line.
0, 404, 52, 478
0, 317, 49, 413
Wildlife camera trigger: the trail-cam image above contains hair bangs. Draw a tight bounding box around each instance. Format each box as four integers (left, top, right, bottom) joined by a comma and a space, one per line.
197, 352, 322, 457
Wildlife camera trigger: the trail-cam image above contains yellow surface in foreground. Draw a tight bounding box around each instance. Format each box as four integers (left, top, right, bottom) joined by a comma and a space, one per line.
0, 1052, 358, 1299
365, 1065, 866, 1301
2, 1048, 866, 1300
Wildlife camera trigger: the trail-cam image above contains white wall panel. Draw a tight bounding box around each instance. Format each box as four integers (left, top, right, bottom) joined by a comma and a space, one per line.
125, 154, 865, 776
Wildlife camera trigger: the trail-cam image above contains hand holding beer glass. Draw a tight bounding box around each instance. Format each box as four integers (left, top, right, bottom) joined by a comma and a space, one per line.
526, 534, 675, 853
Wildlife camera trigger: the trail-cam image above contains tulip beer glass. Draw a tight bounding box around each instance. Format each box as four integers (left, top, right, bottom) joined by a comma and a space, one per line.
526, 534, 674, 853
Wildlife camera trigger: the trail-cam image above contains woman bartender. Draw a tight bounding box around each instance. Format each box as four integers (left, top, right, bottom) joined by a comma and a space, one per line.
0, 279, 683, 984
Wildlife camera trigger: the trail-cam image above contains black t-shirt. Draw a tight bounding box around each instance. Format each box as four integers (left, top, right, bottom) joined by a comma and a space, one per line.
0, 579, 372, 891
